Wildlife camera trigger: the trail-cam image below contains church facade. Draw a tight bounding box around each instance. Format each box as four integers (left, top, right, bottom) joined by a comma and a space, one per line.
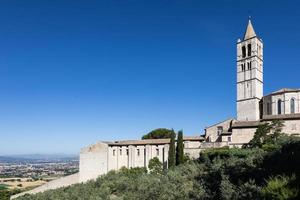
205, 20, 300, 146
80, 20, 300, 182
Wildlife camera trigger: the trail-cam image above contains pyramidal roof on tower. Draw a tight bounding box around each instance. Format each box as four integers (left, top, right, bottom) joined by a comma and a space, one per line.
243, 19, 257, 40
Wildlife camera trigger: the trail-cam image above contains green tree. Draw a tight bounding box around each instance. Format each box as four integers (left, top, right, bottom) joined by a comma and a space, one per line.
142, 128, 173, 140
269, 120, 284, 142
248, 123, 271, 148
168, 130, 176, 168
248, 120, 285, 148
148, 157, 163, 175
176, 130, 184, 165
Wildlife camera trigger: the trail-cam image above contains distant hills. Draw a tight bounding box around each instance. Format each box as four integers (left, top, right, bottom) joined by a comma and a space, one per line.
0, 154, 78, 163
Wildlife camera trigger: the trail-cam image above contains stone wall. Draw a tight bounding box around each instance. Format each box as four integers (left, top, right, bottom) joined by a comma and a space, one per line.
205, 119, 233, 142
231, 127, 256, 145
79, 142, 109, 182
10, 173, 79, 199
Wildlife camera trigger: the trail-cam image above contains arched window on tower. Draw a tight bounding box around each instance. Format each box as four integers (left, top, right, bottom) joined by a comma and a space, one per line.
291, 98, 295, 114
241, 63, 246, 71
242, 46, 246, 58
278, 99, 282, 115
247, 44, 251, 56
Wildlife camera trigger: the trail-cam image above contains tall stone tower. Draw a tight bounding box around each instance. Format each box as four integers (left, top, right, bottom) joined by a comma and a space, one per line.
236, 19, 263, 121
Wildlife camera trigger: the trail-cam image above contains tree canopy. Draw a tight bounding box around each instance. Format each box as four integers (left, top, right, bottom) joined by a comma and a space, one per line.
247, 120, 285, 149
142, 128, 173, 140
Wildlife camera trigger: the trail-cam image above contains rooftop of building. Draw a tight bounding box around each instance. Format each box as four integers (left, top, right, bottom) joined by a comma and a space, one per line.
262, 113, 300, 120
106, 136, 204, 146
231, 120, 261, 128
264, 88, 300, 97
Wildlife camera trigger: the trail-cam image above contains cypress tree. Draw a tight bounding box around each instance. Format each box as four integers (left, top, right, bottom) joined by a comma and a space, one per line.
168, 129, 176, 168
176, 130, 184, 165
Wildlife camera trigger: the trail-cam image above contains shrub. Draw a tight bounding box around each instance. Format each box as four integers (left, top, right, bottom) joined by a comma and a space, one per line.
148, 157, 163, 175
262, 175, 298, 200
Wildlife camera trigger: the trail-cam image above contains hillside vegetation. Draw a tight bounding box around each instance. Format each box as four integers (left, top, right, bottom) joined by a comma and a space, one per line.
14, 122, 300, 200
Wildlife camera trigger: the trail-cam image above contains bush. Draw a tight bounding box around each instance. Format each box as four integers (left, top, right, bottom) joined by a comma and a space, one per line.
148, 157, 163, 175
262, 175, 298, 200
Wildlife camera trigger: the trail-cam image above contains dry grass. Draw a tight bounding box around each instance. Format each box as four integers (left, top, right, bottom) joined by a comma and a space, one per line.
0, 178, 56, 190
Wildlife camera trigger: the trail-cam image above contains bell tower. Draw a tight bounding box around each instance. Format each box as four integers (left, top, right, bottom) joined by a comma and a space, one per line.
236, 19, 263, 121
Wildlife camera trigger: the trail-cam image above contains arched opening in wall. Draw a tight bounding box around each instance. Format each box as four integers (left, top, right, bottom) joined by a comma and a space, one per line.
259, 99, 263, 119
291, 98, 295, 114
247, 44, 251, 56
242, 46, 246, 58
217, 126, 223, 136
266, 102, 271, 115
278, 99, 282, 115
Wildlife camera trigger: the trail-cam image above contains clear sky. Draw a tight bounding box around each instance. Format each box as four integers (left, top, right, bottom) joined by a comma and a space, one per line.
1, 0, 300, 155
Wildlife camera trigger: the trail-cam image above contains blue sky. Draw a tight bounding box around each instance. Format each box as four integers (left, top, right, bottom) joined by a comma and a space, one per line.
1, 0, 300, 155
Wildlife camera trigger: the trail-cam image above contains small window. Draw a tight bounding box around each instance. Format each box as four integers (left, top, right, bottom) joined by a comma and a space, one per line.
137, 149, 140, 156
291, 98, 295, 114
156, 149, 159, 156
217, 126, 223, 136
113, 149, 116, 156
278, 99, 282, 115
126, 149, 129, 156
242, 46, 246, 58
228, 137, 231, 142
120, 149, 122, 156
249, 61, 252, 70
247, 44, 251, 56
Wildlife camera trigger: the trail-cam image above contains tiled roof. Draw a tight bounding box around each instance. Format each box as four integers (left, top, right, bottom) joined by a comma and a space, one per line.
262, 113, 300, 120
265, 88, 300, 96
231, 121, 261, 128
107, 136, 204, 146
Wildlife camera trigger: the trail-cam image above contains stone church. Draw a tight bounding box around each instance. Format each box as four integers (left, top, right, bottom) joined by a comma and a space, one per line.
11, 19, 300, 199
78, 19, 300, 183
205, 19, 300, 146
